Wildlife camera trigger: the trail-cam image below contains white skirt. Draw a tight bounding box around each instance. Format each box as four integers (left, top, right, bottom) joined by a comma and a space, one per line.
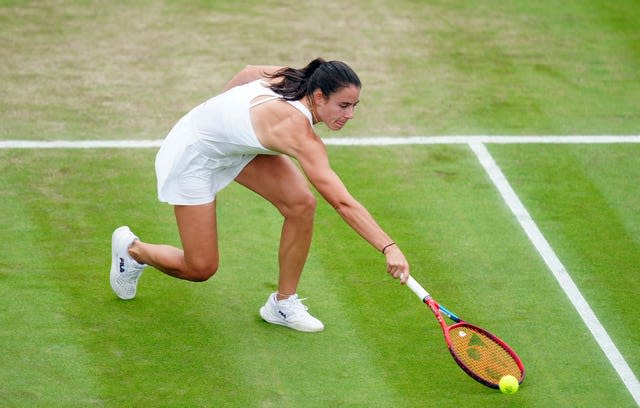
155, 116, 255, 205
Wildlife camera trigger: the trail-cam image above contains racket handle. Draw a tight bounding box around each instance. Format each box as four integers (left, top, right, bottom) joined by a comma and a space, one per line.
405, 276, 431, 303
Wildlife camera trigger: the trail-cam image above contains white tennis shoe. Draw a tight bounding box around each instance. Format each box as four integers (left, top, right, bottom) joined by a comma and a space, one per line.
260, 293, 324, 332
110, 226, 146, 300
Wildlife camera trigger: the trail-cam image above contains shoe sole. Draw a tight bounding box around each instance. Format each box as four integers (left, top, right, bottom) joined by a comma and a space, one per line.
110, 226, 136, 300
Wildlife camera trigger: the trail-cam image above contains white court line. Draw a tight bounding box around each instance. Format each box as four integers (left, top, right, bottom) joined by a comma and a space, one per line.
325, 135, 640, 145
1, 135, 640, 149
0, 139, 164, 149
469, 142, 640, 407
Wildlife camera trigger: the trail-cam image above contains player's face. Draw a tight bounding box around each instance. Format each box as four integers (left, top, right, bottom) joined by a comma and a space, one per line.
316, 85, 360, 131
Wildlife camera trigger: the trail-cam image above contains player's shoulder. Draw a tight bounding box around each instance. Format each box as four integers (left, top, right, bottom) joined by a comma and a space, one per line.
263, 98, 311, 125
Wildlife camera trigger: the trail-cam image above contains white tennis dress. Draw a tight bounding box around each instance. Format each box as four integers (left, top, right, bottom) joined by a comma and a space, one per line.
155, 80, 313, 205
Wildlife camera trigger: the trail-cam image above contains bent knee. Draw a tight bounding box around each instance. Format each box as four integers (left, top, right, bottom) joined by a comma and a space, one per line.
186, 261, 219, 282
281, 191, 317, 219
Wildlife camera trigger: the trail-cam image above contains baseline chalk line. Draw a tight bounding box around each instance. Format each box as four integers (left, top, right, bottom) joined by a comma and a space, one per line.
1, 135, 640, 149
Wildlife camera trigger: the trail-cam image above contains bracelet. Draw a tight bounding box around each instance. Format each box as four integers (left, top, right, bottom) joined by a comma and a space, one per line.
381, 242, 396, 254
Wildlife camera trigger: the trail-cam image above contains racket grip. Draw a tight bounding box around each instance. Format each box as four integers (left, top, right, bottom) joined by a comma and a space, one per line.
405, 276, 430, 303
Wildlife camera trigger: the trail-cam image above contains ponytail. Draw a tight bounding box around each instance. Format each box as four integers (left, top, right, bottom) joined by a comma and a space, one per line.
267, 58, 360, 101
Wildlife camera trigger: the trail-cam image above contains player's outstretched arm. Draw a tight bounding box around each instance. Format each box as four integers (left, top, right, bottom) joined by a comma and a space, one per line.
291, 134, 410, 283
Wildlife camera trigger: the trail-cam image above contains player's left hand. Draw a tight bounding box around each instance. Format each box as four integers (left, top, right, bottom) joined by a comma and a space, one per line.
384, 244, 410, 284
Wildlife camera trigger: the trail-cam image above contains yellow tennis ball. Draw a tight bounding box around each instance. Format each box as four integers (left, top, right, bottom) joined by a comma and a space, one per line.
499, 375, 519, 394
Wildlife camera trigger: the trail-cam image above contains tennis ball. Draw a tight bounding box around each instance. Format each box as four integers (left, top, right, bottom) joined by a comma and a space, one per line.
499, 375, 519, 394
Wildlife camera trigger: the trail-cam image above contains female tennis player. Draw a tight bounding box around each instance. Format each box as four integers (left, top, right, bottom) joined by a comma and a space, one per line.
110, 58, 410, 332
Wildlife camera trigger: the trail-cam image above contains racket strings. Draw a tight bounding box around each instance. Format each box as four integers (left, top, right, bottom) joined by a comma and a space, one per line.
448, 325, 522, 384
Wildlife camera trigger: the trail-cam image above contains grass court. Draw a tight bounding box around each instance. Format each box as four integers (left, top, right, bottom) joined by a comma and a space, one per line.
1, 1, 639, 406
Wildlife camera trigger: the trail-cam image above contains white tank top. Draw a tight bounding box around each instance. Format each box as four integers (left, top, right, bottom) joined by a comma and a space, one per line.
186, 80, 313, 159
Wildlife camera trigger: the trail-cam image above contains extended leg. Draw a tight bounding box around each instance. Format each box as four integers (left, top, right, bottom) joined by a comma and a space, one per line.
234, 155, 316, 298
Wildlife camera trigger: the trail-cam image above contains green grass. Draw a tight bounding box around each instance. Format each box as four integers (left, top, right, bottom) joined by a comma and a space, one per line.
489, 144, 640, 374
1, 0, 639, 139
1, 146, 637, 407
1, 0, 639, 407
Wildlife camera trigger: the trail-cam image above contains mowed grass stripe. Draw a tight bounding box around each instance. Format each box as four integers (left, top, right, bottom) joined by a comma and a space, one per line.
36, 150, 269, 406
316, 145, 635, 406
488, 144, 640, 406
489, 145, 640, 363
196, 185, 404, 406
1, 146, 637, 406
0, 149, 402, 406
0, 150, 110, 406
234, 187, 409, 405
311, 146, 517, 403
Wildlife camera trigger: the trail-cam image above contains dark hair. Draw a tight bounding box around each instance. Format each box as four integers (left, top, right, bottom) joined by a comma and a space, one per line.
267, 58, 361, 101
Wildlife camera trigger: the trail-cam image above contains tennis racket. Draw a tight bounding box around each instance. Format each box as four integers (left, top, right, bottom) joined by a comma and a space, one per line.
405, 275, 525, 389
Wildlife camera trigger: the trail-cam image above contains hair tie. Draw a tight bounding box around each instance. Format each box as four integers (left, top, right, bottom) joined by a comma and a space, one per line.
381, 242, 396, 254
